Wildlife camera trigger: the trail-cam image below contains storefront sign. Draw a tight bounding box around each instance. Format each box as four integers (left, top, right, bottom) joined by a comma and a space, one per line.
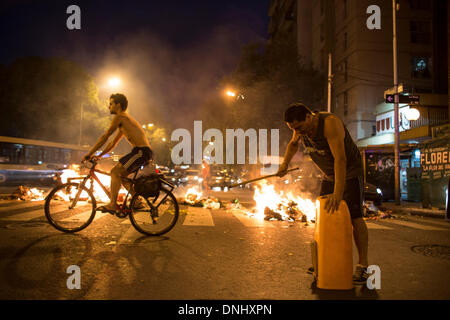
420, 146, 450, 180
376, 106, 411, 135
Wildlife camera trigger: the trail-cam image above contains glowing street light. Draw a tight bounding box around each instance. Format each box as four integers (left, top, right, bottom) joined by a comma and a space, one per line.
226, 90, 236, 97
108, 77, 121, 88
405, 108, 420, 121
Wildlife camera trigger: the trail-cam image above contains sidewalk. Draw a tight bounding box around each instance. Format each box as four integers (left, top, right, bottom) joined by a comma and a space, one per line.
379, 201, 448, 220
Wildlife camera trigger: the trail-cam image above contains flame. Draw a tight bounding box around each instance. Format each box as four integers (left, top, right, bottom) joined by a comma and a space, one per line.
250, 181, 317, 222
57, 165, 127, 204
28, 188, 45, 201
184, 187, 203, 205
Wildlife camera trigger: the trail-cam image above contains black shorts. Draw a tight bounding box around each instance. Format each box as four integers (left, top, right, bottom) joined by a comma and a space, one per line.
320, 176, 364, 219
119, 147, 153, 174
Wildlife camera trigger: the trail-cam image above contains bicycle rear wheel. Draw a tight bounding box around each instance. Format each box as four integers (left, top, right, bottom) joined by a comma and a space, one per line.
129, 188, 179, 236
45, 182, 96, 233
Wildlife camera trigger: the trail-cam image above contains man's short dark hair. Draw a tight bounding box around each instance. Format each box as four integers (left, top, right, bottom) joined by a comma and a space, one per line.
110, 93, 128, 111
284, 103, 313, 123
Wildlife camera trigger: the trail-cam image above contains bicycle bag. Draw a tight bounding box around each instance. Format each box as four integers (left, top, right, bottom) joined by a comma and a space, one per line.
134, 176, 161, 198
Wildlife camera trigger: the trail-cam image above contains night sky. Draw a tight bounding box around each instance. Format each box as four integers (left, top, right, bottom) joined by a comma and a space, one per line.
1, 0, 270, 66
1, 0, 271, 128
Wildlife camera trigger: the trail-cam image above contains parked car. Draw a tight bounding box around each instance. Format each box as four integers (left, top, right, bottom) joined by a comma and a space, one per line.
179, 169, 202, 186
364, 182, 383, 205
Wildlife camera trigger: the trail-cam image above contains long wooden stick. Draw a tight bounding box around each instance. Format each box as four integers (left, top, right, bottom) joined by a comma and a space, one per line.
228, 167, 299, 189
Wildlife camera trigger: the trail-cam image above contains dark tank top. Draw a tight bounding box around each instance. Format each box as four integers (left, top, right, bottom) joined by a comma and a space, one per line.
299, 112, 363, 181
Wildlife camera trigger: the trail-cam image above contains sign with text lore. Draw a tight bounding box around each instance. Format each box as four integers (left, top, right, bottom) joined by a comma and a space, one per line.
420, 146, 450, 180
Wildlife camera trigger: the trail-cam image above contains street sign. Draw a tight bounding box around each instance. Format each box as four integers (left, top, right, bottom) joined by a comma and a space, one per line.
384, 84, 403, 98
385, 94, 420, 104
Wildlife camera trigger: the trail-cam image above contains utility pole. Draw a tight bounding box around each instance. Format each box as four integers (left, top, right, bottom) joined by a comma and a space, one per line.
392, 0, 401, 205
78, 103, 83, 146
327, 53, 332, 113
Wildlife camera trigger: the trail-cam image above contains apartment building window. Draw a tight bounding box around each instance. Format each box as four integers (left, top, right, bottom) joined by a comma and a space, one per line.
343, 0, 347, 19
409, 0, 431, 10
344, 60, 348, 82
321, 48, 325, 69
410, 21, 431, 44
411, 56, 432, 79
320, 23, 325, 42
343, 91, 348, 116
344, 32, 347, 50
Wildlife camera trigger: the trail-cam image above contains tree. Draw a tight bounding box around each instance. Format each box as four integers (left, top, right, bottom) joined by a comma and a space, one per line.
0, 56, 108, 144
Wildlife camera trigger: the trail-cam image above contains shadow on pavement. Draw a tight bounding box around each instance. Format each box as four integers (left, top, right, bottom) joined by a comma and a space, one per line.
311, 280, 379, 300
0, 233, 94, 299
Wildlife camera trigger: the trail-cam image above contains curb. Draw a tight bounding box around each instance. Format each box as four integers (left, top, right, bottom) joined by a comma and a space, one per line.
384, 207, 447, 220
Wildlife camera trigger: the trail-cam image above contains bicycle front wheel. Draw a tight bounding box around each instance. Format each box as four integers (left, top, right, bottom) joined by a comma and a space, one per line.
129, 188, 179, 236
45, 182, 96, 233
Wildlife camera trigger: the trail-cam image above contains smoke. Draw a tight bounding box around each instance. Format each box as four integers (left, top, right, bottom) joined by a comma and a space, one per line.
69, 23, 264, 130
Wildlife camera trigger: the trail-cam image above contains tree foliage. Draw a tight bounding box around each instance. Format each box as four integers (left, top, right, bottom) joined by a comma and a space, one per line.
0, 56, 108, 145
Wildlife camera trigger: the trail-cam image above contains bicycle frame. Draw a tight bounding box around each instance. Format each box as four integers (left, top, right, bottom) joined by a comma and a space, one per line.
68, 160, 176, 213
68, 161, 136, 210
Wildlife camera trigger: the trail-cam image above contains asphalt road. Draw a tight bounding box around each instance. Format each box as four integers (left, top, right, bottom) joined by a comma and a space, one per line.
0, 188, 449, 300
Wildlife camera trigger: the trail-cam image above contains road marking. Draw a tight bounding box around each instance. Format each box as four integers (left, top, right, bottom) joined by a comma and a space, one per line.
183, 207, 215, 226
229, 209, 275, 228
365, 221, 393, 230
113, 226, 141, 250
0, 201, 44, 212
383, 219, 448, 231
0, 204, 92, 222
0, 204, 63, 221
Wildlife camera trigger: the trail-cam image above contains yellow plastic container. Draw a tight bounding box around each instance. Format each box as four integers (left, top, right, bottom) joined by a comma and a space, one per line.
311, 196, 353, 290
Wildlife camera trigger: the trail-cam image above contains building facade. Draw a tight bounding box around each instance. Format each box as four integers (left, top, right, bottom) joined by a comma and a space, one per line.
268, 0, 448, 141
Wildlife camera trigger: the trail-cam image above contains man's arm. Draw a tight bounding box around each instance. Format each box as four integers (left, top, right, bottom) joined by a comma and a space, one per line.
277, 131, 300, 176
98, 130, 123, 157
84, 116, 121, 160
324, 115, 347, 213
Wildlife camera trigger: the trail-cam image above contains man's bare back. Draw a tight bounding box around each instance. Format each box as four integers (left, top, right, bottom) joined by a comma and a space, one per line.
116, 113, 151, 149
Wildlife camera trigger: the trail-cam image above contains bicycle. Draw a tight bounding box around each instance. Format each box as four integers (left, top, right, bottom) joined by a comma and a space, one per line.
44, 158, 179, 236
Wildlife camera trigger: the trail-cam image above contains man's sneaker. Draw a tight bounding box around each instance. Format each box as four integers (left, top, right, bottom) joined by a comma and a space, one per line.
306, 266, 314, 274
353, 265, 369, 285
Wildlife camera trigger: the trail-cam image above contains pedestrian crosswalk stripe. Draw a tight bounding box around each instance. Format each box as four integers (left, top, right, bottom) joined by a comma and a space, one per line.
114, 226, 141, 249
0, 201, 44, 213
229, 209, 275, 228
365, 222, 393, 230
382, 219, 448, 231
0, 206, 54, 221
183, 207, 215, 226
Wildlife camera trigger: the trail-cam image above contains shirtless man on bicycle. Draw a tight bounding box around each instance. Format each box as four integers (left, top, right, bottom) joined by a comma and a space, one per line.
83, 93, 153, 215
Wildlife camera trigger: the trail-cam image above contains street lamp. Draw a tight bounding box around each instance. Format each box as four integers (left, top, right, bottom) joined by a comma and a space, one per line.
226, 90, 236, 97
405, 108, 420, 121
108, 77, 121, 88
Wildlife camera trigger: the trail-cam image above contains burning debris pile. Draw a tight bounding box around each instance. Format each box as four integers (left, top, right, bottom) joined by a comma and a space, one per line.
179, 187, 222, 209
7, 186, 45, 201
363, 202, 394, 220
226, 182, 317, 223
262, 200, 309, 222
251, 182, 316, 222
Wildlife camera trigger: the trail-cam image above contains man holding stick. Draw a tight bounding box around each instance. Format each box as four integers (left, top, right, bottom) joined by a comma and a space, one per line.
277, 103, 369, 284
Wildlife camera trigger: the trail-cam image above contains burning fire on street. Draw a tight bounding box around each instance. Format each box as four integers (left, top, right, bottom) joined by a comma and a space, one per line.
248, 182, 316, 222
8, 164, 127, 204
181, 182, 317, 223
